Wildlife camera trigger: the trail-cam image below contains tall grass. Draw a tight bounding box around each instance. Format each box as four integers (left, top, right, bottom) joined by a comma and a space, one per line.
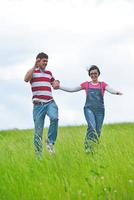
0, 123, 134, 200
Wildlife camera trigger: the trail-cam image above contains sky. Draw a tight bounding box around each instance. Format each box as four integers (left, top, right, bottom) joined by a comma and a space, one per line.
0, 0, 134, 130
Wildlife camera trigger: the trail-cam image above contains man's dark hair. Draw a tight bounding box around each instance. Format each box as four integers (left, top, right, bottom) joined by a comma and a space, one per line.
36, 52, 48, 59
88, 65, 100, 76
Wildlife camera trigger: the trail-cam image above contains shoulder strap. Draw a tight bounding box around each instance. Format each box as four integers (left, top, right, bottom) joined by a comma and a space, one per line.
100, 82, 103, 96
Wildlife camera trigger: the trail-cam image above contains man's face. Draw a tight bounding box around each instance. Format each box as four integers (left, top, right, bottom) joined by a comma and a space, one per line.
38, 58, 48, 69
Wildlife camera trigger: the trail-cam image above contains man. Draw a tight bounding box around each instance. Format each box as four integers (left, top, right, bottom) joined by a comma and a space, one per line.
24, 52, 58, 155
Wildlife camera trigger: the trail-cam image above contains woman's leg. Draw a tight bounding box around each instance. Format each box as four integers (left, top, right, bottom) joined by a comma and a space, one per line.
84, 107, 98, 150
95, 112, 105, 138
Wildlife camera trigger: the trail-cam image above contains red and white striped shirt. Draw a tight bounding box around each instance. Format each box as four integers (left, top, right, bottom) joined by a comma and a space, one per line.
30, 68, 55, 103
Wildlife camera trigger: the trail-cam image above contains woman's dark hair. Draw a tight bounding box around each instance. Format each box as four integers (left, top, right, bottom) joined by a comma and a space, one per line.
36, 52, 48, 59
88, 65, 100, 76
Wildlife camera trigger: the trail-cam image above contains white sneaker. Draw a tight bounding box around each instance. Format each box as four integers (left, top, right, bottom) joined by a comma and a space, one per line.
46, 143, 55, 154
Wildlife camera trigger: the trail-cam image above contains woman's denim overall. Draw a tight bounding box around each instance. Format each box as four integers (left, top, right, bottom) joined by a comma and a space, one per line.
84, 82, 105, 147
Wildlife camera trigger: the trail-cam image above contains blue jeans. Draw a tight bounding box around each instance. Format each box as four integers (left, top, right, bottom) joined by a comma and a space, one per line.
84, 107, 104, 142
33, 100, 58, 153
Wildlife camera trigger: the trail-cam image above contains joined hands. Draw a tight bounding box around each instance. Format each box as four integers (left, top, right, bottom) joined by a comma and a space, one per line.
52, 80, 60, 89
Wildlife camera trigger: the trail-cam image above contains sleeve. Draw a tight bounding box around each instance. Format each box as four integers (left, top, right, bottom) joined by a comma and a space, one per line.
101, 82, 108, 90
59, 85, 82, 92
80, 81, 88, 90
105, 85, 119, 94
50, 73, 55, 82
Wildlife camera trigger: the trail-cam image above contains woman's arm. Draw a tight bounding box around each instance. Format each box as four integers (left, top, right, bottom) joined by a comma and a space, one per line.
59, 85, 82, 92
52, 81, 82, 92
105, 85, 123, 95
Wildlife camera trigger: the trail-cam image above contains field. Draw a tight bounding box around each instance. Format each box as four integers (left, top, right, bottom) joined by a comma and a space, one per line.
0, 123, 134, 200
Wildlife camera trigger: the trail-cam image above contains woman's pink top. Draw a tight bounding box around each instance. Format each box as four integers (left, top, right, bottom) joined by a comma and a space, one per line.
80, 81, 108, 96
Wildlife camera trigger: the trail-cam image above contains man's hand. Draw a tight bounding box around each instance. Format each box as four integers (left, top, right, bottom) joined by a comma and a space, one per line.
52, 80, 60, 89
34, 58, 41, 67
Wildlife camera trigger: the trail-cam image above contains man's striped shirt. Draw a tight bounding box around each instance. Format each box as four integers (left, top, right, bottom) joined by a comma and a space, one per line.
30, 68, 55, 103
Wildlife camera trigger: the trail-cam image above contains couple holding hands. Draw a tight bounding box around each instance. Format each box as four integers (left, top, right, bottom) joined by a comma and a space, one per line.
24, 52, 122, 155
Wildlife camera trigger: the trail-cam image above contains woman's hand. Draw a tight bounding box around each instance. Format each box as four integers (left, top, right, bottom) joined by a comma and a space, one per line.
116, 92, 123, 95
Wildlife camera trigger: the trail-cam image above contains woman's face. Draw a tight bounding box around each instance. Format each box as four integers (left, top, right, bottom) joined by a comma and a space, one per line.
89, 69, 99, 82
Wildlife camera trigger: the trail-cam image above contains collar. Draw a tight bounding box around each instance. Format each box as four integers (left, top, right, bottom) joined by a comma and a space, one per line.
36, 67, 45, 73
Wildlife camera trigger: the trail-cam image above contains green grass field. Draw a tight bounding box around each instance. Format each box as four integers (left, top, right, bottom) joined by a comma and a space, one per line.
0, 123, 134, 200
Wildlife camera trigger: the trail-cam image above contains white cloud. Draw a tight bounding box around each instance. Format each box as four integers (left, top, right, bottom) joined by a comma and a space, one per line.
0, 0, 134, 129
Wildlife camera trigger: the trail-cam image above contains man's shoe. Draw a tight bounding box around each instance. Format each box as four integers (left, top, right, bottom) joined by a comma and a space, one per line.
46, 142, 55, 154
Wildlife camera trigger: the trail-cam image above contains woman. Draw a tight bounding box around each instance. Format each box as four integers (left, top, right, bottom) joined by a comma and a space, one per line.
53, 65, 122, 152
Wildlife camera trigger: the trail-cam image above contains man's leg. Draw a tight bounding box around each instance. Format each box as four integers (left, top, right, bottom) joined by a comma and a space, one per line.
33, 104, 46, 155
46, 101, 58, 145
